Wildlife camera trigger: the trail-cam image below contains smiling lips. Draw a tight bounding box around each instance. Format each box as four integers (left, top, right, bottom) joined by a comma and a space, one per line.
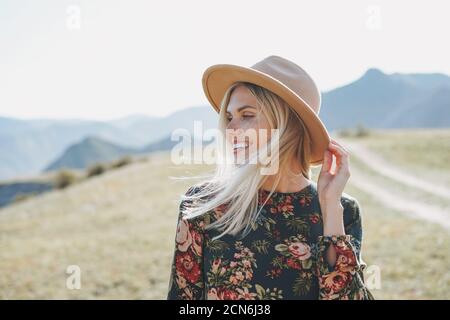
232, 142, 249, 152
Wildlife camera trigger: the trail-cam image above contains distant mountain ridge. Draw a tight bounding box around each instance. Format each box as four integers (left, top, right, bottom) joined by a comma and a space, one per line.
0, 106, 218, 180
44, 136, 139, 171
1, 68, 450, 180
44, 135, 210, 172
319, 68, 450, 130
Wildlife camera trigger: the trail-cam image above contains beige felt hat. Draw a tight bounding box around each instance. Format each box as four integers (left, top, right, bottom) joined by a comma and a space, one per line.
201, 55, 330, 166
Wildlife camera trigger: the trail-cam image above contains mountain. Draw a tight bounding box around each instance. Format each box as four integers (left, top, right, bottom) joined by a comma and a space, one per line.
1, 68, 450, 180
0, 181, 53, 208
44, 134, 211, 171
0, 117, 143, 180
107, 106, 218, 143
0, 106, 218, 180
44, 136, 139, 171
388, 86, 450, 128
320, 68, 450, 131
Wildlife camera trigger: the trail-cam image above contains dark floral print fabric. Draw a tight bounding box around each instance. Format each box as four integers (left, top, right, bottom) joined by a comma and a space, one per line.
167, 182, 374, 300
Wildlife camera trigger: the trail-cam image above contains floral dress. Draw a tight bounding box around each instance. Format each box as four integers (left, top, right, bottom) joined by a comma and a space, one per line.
167, 182, 374, 300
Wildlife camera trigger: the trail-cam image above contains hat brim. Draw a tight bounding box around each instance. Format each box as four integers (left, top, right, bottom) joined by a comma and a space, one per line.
202, 63, 330, 166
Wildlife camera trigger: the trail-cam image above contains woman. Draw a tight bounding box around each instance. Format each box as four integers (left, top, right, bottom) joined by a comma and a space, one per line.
167, 55, 374, 300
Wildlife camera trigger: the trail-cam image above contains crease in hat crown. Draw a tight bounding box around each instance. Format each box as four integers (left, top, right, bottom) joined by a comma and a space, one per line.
249, 55, 322, 115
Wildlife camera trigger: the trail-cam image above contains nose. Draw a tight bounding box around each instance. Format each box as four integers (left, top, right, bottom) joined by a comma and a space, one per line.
226, 124, 245, 143
226, 117, 240, 130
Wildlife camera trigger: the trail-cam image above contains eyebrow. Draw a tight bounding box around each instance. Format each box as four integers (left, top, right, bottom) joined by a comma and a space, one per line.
226, 105, 256, 115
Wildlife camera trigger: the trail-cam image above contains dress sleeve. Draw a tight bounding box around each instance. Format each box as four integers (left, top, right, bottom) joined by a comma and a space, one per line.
167, 186, 206, 300
315, 197, 374, 300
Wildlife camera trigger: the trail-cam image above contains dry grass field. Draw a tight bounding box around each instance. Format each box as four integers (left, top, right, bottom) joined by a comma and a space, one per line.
0, 129, 449, 299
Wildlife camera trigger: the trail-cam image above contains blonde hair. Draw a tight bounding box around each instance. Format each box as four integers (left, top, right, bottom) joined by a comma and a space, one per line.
180, 81, 315, 241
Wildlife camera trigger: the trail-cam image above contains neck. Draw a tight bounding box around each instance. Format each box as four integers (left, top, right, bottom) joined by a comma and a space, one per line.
261, 159, 310, 193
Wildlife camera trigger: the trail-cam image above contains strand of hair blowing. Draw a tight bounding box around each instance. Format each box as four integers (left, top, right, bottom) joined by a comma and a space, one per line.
179, 82, 313, 241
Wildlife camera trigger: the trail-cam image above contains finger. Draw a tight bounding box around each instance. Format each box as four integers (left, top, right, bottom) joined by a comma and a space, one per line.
321, 149, 333, 173
328, 142, 348, 158
330, 139, 350, 154
328, 143, 349, 174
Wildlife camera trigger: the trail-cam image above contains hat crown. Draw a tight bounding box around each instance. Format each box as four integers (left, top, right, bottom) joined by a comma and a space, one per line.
251, 55, 321, 114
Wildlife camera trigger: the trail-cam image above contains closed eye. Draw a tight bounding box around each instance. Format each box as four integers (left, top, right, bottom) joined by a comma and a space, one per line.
227, 114, 255, 121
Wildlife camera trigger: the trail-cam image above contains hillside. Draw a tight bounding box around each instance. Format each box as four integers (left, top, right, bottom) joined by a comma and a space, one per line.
0, 129, 449, 299
0, 106, 217, 180
44, 135, 211, 172
45, 136, 139, 171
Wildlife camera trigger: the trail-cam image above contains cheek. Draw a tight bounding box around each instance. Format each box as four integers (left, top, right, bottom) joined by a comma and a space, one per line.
225, 117, 270, 146
254, 118, 272, 146
227, 119, 256, 138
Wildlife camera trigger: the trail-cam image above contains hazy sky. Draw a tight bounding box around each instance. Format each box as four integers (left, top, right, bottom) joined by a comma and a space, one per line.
1, 0, 449, 120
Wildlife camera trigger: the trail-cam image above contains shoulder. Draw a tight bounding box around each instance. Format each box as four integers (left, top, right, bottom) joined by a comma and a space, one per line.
180, 182, 209, 207
339, 192, 363, 226
179, 182, 214, 225
183, 181, 211, 197
339, 192, 360, 211
339, 193, 364, 244
339, 193, 364, 241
